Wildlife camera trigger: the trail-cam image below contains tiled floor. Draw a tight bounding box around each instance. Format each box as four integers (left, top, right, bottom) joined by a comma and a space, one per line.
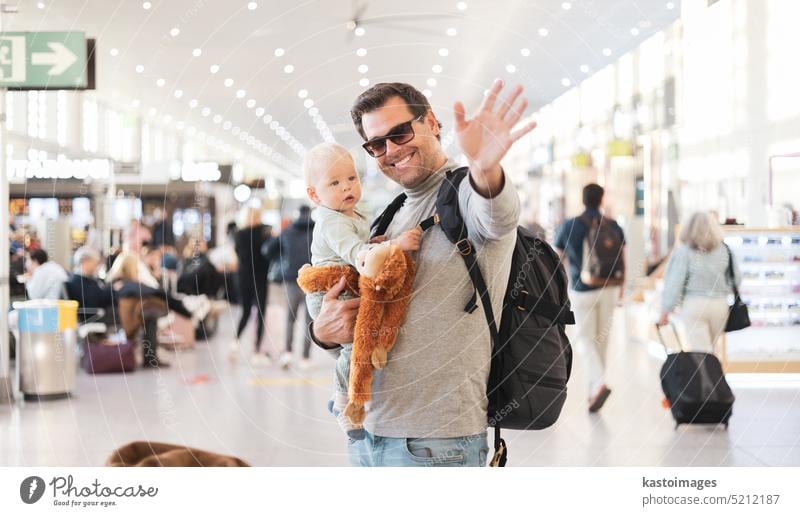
2, 290, 799, 467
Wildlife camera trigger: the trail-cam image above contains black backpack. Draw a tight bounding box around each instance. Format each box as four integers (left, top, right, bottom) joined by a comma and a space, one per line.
372, 167, 574, 467
579, 215, 625, 287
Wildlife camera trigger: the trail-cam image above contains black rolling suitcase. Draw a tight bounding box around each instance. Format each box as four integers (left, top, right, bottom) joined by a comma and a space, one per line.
656, 324, 734, 429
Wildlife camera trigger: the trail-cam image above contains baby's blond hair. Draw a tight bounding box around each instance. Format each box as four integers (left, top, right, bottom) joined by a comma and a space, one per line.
303, 142, 355, 187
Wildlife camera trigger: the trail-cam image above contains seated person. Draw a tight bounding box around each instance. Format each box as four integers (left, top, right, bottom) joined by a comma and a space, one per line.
65, 246, 114, 322
25, 249, 68, 300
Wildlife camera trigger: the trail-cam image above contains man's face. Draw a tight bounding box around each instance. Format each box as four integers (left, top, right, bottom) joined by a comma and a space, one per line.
81, 257, 99, 276
360, 96, 444, 189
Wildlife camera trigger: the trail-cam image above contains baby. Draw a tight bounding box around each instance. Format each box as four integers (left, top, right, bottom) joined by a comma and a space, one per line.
302, 142, 421, 439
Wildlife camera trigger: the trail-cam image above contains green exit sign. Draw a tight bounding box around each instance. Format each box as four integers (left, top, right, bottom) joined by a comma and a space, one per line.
0, 31, 90, 89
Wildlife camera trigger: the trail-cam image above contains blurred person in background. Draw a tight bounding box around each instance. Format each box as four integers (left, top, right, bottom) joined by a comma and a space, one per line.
209, 221, 240, 303
24, 249, 67, 300
554, 183, 625, 413
658, 211, 742, 354
234, 207, 273, 365
263, 205, 315, 369
123, 218, 151, 254
65, 246, 113, 319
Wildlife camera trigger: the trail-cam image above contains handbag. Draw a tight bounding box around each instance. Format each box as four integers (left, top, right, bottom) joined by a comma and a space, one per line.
724, 244, 751, 332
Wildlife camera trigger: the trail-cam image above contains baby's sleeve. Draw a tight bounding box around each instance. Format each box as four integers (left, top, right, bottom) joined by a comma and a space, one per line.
321, 216, 373, 268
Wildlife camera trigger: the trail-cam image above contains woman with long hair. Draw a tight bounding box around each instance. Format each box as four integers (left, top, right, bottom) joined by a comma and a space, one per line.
658, 212, 742, 353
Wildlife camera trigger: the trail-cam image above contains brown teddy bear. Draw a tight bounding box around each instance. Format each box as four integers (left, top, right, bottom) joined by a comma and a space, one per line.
297, 243, 416, 426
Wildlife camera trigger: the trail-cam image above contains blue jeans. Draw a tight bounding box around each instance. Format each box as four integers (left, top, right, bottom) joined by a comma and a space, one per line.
347, 430, 489, 467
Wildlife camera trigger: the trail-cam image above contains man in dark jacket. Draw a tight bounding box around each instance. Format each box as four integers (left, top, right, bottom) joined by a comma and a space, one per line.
263, 206, 314, 369
65, 247, 113, 321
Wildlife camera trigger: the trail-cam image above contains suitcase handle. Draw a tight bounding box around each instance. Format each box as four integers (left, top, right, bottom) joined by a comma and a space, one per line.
654, 322, 684, 353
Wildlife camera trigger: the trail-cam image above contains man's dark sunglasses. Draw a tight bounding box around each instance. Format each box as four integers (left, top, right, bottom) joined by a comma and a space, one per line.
361, 114, 424, 157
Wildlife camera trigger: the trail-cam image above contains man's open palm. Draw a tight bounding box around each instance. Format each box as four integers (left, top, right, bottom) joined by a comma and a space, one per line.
453, 79, 537, 173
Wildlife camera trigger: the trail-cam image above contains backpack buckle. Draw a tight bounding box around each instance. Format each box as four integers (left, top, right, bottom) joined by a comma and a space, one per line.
456, 238, 472, 256
433, 213, 440, 225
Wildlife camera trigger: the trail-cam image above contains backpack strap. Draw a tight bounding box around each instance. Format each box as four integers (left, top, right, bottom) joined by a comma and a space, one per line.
434, 168, 508, 467
370, 191, 408, 237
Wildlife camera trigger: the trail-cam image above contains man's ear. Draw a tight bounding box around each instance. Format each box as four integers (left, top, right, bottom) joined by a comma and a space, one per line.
307, 186, 320, 205
426, 111, 440, 137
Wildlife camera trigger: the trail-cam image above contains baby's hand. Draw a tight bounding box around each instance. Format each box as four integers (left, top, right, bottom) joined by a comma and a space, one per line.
369, 235, 388, 244
394, 227, 422, 252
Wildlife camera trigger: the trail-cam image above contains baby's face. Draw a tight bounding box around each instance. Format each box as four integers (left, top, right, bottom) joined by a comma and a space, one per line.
308, 159, 362, 212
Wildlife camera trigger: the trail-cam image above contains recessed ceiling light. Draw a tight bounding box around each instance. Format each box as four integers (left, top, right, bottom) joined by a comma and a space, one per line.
359, 78, 370, 87
580, 64, 590, 73
538, 27, 549, 37
354, 27, 366, 36
298, 89, 308, 98
269, 121, 279, 130
255, 107, 265, 117
358, 64, 368, 74
422, 89, 432, 98
189, 99, 198, 108
213, 115, 222, 124
561, 78, 572, 87
148, 107, 157, 117
630, 28, 640, 36
170, 27, 180, 37
602, 48, 612, 56
223, 121, 232, 130
224, 78, 234, 87
37, 2, 45, 8
303, 99, 314, 108
284, 64, 294, 73
135, 64, 144, 73
438, 48, 449, 57
209, 64, 219, 74
308, 107, 319, 116
109, 48, 119, 57
236, 89, 246, 98
173, 90, 183, 98
432, 64, 443, 73
192, 48, 202, 57
274, 48, 285, 57
506, 64, 516, 73
356, 48, 367, 57
246, 99, 256, 108
520, 48, 531, 57
142, 2, 151, 10
446, 27, 457, 37
156, 78, 165, 87
561, 2, 572, 10
666, 2, 675, 9
247, 1, 258, 10
201, 107, 211, 117
427, 77, 437, 87
457, 2, 467, 10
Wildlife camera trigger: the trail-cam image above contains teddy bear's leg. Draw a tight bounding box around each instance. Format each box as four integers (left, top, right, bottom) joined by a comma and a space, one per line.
348, 294, 384, 411
375, 256, 417, 363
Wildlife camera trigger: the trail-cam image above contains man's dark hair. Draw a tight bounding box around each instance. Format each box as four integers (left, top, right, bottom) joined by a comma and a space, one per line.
298, 205, 311, 217
351, 82, 442, 141
29, 248, 48, 265
583, 183, 604, 210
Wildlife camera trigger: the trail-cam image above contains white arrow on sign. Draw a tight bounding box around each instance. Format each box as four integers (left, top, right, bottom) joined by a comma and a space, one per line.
31, 42, 77, 76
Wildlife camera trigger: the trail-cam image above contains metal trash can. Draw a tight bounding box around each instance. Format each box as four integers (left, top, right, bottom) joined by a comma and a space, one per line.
12, 300, 79, 401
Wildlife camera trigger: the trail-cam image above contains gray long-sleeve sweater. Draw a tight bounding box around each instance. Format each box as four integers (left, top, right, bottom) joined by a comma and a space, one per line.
334, 161, 520, 438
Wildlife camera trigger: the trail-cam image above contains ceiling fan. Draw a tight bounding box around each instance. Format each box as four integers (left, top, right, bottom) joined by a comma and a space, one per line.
345, 0, 463, 40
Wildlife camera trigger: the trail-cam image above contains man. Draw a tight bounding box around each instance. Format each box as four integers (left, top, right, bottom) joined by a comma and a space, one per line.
65, 246, 113, 319
25, 249, 68, 300
263, 205, 315, 370
311, 79, 536, 466
554, 183, 625, 413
